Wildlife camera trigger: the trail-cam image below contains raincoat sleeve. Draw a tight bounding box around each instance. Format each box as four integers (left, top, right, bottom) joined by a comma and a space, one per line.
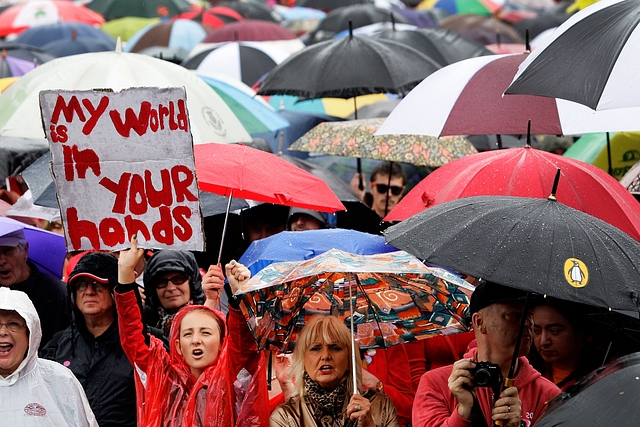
115, 283, 154, 376
227, 305, 270, 426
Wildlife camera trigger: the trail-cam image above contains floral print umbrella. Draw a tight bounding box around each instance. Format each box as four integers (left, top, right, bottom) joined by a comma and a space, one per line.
235, 248, 474, 352
289, 117, 477, 168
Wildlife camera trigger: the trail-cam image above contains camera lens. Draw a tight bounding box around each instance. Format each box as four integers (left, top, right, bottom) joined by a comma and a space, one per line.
474, 368, 491, 386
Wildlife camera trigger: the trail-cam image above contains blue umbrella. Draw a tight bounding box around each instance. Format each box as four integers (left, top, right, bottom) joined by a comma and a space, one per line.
14, 22, 115, 49
42, 35, 116, 57
239, 228, 397, 276
0, 217, 67, 279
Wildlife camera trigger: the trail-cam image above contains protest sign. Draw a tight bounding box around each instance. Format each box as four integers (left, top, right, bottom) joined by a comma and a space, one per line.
39, 87, 204, 251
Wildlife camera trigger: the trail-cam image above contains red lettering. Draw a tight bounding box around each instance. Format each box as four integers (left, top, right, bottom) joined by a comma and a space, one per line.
50, 95, 86, 124
128, 173, 147, 215
109, 101, 151, 137
63, 145, 74, 181
124, 216, 151, 242
81, 96, 109, 135
149, 108, 159, 132
50, 124, 68, 143
169, 101, 178, 130
152, 206, 174, 245
158, 104, 169, 130
172, 205, 192, 241
99, 217, 125, 247
177, 99, 188, 131
145, 169, 173, 208
99, 173, 131, 214
66, 207, 100, 250
71, 146, 101, 179
171, 165, 197, 203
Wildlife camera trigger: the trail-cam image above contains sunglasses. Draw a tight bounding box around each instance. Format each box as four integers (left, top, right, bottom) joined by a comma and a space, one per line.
156, 274, 189, 289
372, 183, 403, 196
74, 279, 109, 293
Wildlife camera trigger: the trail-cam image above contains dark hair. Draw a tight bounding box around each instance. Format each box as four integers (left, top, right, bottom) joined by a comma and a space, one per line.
370, 161, 406, 186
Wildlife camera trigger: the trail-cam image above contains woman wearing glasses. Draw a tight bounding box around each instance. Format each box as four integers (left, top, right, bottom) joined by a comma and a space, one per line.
142, 250, 206, 337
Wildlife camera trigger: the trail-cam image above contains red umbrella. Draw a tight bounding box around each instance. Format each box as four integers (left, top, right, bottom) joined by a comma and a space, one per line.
194, 143, 345, 261
0, 1, 104, 37
202, 20, 297, 42
384, 146, 640, 242
174, 5, 243, 30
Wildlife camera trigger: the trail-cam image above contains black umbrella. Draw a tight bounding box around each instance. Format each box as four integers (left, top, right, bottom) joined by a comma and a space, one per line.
296, 0, 371, 11
534, 351, 640, 427
384, 188, 640, 313
306, 4, 409, 44
506, 0, 640, 110
258, 27, 439, 99
217, 1, 282, 22
373, 27, 493, 67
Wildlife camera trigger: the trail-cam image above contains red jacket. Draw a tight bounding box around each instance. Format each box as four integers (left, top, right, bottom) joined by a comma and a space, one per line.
412, 348, 560, 427
115, 285, 269, 427
365, 345, 416, 427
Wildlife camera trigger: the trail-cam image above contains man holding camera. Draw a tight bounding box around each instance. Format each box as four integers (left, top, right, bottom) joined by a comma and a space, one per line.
412, 281, 560, 427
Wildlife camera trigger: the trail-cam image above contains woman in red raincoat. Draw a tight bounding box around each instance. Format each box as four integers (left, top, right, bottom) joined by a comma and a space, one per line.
115, 236, 269, 427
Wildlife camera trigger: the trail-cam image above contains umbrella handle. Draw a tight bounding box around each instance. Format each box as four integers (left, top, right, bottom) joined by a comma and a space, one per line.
217, 189, 234, 265
349, 276, 359, 395
493, 378, 514, 426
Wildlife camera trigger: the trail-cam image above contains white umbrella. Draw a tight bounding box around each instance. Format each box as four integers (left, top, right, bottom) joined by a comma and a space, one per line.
0, 44, 252, 144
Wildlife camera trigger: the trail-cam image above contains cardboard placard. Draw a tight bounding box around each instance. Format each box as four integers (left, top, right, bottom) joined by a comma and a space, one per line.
39, 87, 204, 251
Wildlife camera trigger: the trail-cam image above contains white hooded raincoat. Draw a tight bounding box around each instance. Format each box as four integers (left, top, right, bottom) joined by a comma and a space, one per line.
0, 287, 98, 426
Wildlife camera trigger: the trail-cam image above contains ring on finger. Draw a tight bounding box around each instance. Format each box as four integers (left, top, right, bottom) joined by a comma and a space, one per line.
507, 405, 511, 412
355, 405, 361, 412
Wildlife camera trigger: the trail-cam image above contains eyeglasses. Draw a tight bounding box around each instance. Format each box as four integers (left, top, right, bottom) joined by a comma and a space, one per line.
372, 183, 403, 196
155, 274, 189, 289
74, 280, 109, 293
0, 321, 27, 333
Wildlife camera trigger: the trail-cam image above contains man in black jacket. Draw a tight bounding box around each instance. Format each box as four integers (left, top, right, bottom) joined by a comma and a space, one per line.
41, 252, 136, 427
0, 229, 68, 348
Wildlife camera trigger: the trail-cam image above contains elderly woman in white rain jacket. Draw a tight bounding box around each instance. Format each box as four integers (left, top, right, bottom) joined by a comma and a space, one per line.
0, 286, 98, 426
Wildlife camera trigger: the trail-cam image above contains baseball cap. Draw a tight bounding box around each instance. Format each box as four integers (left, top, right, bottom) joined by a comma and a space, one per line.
469, 281, 528, 315
0, 230, 27, 247
287, 208, 326, 229
68, 252, 118, 289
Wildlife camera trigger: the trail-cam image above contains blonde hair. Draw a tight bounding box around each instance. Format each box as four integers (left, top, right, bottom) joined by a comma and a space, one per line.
292, 314, 362, 400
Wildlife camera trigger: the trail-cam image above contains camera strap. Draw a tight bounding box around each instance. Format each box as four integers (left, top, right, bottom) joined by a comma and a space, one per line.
470, 393, 489, 427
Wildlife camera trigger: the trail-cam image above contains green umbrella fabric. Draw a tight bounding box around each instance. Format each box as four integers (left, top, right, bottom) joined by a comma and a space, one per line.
101, 17, 159, 41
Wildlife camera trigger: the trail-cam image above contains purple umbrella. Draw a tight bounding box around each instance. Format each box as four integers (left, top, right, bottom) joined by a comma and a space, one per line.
0, 54, 36, 77
0, 217, 67, 279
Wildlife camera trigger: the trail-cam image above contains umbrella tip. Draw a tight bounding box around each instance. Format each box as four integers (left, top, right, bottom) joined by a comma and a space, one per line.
115, 37, 122, 53
349, 20, 353, 39
525, 29, 531, 53
525, 120, 531, 147
548, 168, 561, 201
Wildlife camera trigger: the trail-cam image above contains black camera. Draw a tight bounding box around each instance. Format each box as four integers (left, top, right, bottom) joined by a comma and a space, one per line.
470, 362, 503, 394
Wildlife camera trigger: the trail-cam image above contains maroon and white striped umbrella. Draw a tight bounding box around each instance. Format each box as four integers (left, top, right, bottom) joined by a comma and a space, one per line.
376, 53, 640, 138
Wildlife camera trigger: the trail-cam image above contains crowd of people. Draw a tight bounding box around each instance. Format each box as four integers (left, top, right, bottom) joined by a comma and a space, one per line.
2, 171, 637, 426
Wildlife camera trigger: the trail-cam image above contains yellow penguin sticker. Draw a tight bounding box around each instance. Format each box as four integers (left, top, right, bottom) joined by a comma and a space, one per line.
564, 258, 588, 288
